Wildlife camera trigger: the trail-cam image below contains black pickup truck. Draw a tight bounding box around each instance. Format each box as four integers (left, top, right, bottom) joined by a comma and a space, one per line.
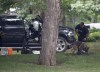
0, 15, 75, 53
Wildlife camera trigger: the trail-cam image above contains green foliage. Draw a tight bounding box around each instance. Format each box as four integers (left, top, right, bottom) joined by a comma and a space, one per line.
71, 0, 100, 23
15, 0, 45, 20
59, 0, 100, 26
90, 27, 100, 33
87, 28, 100, 42
0, 0, 14, 13
0, 0, 45, 20
90, 32, 100, 39
87, 36, 96, 42
1, 0, 100, 24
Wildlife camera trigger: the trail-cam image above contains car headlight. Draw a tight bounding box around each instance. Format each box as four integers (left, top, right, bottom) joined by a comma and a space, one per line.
68, 31, 74, 36
63, 30, 69, 34
63, 30, 74, 36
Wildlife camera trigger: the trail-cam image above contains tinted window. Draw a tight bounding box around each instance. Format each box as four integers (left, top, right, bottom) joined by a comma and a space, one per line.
4, 20, 24, 26
0, 19, 4, 26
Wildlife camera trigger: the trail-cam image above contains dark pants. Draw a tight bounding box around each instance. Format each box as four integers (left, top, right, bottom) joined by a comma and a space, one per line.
78, 35, 86, 42
77, 36, 88, 55
31, 31, 40, 38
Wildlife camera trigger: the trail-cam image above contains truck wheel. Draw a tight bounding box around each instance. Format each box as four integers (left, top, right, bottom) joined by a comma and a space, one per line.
56, 36, 68, 52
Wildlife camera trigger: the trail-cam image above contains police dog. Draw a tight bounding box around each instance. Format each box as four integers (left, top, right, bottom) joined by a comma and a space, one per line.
71, 41, 89, 55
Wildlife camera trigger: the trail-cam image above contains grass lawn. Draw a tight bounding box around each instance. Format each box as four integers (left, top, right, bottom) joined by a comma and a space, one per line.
0, 41, 100, 72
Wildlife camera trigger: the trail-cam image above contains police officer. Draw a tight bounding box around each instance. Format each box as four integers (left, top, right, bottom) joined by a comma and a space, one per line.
75, 22, 89, 55
29, 15, 42, 42
75, 22, 89, 42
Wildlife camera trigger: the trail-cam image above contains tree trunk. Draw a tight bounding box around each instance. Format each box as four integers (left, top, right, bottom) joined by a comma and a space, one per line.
39, 0, 61, 66
59, 12, 66, 26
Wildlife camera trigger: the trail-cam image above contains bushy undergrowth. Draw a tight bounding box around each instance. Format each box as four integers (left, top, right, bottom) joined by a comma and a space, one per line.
87, 28, 100, 42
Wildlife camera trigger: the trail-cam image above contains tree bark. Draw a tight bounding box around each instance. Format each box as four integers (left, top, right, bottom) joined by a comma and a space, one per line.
59, 12, 66, 26
39, 0, 61, 66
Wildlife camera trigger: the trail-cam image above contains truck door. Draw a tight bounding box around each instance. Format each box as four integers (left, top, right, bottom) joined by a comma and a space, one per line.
2, 19, 26, 47
0, 19, 6, 47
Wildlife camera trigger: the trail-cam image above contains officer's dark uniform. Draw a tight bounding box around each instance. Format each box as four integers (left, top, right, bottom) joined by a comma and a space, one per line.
75, 23, 89, 55
75, 24, 89, 42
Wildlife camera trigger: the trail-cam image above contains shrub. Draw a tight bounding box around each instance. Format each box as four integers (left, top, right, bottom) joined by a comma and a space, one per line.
90, 28, 100, 33
90, 32, 100, 40
87, 36, 96, 42
87, 29, 100, 42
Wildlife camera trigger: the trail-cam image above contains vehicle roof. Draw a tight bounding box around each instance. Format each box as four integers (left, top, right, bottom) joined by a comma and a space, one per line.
4, 19, 22, 21
0, 15, 17, 19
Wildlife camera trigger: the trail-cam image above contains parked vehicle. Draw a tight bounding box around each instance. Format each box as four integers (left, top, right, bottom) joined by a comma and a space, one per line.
0, 15, 75, 53
0, 15, 26, 47
57, 26, 75, 52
